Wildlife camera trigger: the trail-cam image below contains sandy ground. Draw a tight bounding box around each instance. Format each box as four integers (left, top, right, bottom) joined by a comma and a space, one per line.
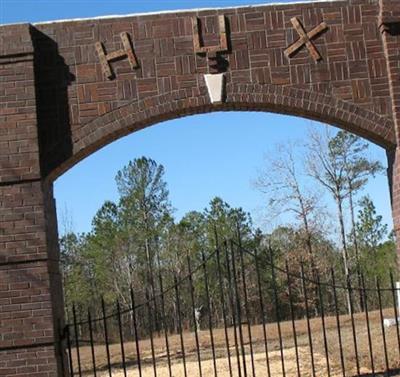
71, 309, 400, 377
98, 346, 353, 377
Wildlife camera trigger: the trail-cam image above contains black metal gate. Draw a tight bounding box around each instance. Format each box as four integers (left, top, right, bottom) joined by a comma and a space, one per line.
61, 241, 400, 377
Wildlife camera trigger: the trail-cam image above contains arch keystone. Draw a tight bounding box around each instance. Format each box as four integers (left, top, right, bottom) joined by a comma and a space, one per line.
204, 73, 226, 103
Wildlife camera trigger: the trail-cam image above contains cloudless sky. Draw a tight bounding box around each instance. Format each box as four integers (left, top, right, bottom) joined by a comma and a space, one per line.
1, 0, 393, 237
2, 0, 317, 25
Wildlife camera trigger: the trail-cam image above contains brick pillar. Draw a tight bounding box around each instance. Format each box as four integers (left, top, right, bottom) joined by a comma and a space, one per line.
380, 0, 400, 266
0, 24, 65, 376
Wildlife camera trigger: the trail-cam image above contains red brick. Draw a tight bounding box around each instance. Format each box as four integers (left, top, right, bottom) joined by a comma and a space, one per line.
1, 2, 400, 375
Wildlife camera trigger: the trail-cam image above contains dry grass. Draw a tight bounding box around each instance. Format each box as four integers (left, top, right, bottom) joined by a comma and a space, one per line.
71, 309, 400, 377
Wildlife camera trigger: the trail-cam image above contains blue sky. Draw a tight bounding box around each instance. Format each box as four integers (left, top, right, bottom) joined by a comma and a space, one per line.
1, 1, 393, 237
2, 0, 313, 25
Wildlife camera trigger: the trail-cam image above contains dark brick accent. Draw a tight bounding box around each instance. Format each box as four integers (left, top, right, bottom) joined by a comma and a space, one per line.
1, 0, 400, 374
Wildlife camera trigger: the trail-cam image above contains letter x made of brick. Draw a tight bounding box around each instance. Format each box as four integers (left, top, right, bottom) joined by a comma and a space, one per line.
284, 17, 328, 62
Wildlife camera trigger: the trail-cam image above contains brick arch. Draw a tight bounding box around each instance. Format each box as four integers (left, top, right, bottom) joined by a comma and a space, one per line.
4, 1, 400, 374
49, 83, 396, 181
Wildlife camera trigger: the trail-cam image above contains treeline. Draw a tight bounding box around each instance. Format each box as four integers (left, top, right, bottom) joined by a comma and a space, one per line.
60, 129, 398, 325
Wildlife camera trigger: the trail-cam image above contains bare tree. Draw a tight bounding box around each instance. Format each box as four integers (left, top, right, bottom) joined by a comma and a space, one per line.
330, 131, 383, 310
306, 128, 352, 313
255, 142, 324, 270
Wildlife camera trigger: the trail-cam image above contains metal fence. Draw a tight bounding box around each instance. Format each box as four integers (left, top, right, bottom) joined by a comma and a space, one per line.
61, 240, 400, 377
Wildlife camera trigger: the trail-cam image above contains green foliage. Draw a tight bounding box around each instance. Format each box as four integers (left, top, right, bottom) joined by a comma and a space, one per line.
307, 129, 387, 309
356, 196, 388, 250
61, 149, 396, 323
329, 131, 383, 193
355, 195, 397, 286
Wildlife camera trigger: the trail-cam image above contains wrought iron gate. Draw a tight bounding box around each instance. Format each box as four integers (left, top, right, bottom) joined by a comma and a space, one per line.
61, 241, 400, 377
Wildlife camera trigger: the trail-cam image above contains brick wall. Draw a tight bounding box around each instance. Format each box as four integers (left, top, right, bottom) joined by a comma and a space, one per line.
0, 24, 63, 376
30, 0, 397, 179
1, 0, 400, 375
380, 0, 400, 269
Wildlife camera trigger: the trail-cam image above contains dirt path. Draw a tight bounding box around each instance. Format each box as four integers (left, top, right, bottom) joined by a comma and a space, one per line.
73, 310, 400, 376
99, 346, 371, 377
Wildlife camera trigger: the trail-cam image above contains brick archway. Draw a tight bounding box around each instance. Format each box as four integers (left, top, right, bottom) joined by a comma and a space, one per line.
52, 83, 396, 180
1, 0, 400, 375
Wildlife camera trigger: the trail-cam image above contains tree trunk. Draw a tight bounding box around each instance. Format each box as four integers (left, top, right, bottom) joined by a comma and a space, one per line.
348, 187, 364, 311
336, 195, 352, 314
298, 194, 319, 316
142, 204, 160, 334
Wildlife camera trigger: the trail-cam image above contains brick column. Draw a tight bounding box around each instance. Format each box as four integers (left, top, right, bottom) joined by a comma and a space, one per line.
380, 0, 400, 266
0, 24, 65, 376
